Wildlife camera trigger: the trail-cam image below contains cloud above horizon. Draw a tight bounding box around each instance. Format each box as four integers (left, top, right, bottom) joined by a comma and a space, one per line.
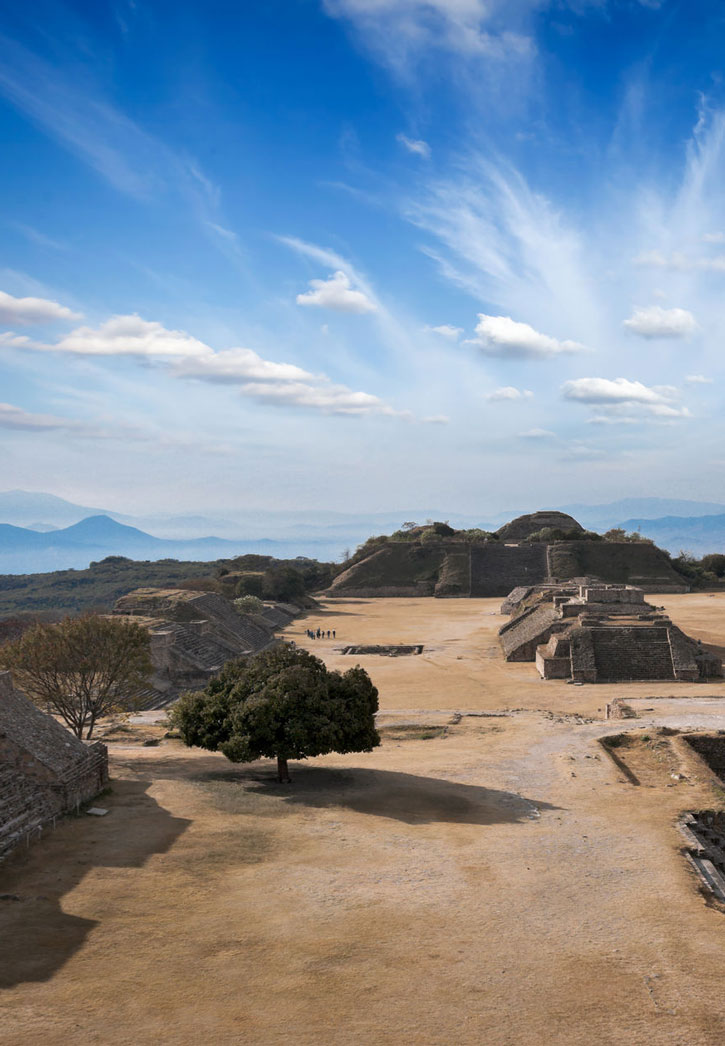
425, 324, 462, 340
323, 0, 534, 66
296, 270, 377, 313
6, 312, 413, 419
397, 133, 431, 158
623, 306, 697, 339
469, 314, 586, 359
0, 289, 81, 325
487, 386, 533, 401
562, 377, 690, 419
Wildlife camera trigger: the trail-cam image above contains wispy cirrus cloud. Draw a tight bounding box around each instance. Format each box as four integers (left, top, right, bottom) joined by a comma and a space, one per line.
323, 0, 534, 69
0, 401, 85, 432
0, 31, 243, 265
397, 133, 431, 158
407, 157, 603, 345
633, 250, 725, 272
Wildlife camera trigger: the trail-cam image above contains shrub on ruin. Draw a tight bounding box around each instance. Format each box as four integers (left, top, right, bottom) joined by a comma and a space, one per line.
234, 595, 264, 616
0, 614, 153, 739
171, 646, 380, 782
419, 528, 441, 544
458, 528, 497, 543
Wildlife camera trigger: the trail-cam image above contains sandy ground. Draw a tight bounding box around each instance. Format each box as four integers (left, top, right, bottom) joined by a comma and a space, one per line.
291, 594, 725, 717
2, 595, 725, 1045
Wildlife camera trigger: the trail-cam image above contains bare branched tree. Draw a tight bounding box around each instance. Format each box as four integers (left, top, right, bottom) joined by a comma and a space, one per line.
0, 615, 153, 738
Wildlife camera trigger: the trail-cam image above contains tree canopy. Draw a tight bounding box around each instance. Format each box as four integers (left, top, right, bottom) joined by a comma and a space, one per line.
171, 645, 379, 781
0, 614, 153, 738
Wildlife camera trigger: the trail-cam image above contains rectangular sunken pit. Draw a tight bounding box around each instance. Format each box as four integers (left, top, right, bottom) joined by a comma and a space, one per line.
341, 644, 423, 656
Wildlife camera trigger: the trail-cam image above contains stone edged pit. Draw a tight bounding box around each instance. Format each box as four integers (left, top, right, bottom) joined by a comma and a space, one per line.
341, 644, 424, 656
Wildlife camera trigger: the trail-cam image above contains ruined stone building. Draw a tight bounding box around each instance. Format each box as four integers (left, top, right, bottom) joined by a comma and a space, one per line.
499, 583, 722, 683
328, 511, 688, 598
0, 671, 108, 860
112, 589, 298, 705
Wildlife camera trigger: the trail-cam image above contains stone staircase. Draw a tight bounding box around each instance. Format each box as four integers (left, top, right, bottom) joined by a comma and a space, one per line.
188, 594, 273, 651
159, 623, 232, 672
590, 626, 675, 681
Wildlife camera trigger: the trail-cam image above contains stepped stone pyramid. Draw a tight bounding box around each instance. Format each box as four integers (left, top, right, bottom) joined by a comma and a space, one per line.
328, 511, 688, 598
113, 589, 298, 704
499, 583, 722, 683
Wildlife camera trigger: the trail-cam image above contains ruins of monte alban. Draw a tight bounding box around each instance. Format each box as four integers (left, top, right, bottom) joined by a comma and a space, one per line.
328, 511, 687, 597
0, 672, 108, 859
499, 582, 722, 682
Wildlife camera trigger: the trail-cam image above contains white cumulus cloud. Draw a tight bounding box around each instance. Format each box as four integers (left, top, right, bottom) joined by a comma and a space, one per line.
562, 377, 690, 418
469, 314, 586, 359
486, 386, 533, 401
0, 289, 81, 325
685, 374, 713, 385
52, 315, 210, 357
296, 271, 377, 314
12, 312, 411, 420
238, 381, 409, 418
623, 306, 697, 339
174, 348, 314, 384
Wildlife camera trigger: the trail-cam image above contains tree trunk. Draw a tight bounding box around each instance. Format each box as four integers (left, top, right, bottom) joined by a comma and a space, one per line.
276, 755, 291, 783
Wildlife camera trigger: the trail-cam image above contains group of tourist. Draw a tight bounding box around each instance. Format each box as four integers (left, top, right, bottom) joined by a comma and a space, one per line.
306, 627, 335, 640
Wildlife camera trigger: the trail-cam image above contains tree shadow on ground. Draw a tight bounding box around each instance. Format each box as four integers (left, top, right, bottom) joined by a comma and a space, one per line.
244, 766, 560, 826
115, 753, 561, 828
0, 778, 190, 989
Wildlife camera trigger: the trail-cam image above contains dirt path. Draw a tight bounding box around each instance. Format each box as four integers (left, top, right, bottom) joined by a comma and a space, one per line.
2, 596, 725, 1045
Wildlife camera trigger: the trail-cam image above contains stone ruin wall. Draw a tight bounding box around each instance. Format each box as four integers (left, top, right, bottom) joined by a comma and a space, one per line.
0, 672, 108, 861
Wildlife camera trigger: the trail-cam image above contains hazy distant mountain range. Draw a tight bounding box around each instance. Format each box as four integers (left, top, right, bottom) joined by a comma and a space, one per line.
0, 513, 337, 575
1, 490, 725, 574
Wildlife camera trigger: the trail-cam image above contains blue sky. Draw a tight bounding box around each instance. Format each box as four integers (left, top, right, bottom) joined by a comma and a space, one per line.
1, 0, 725, 518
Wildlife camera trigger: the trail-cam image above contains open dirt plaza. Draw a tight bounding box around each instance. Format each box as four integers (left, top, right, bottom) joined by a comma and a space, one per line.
2, 595, 725, 1045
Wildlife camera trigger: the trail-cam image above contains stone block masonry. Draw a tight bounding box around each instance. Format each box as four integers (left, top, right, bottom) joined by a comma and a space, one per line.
0, 672, 108, 861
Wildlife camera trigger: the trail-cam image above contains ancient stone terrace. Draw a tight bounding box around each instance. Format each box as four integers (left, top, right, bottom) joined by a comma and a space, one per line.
0, 671, 108, 860
113, 589, 298, 703
499, 583, 722, 683
328, 509, 688, 598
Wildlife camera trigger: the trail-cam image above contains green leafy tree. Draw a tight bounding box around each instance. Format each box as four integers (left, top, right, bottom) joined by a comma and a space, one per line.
235, 573, 264, 598
261, 566, 306, 603
701, 554, 725, 578
171, 646, 379, 782
0, 615, 153, 739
